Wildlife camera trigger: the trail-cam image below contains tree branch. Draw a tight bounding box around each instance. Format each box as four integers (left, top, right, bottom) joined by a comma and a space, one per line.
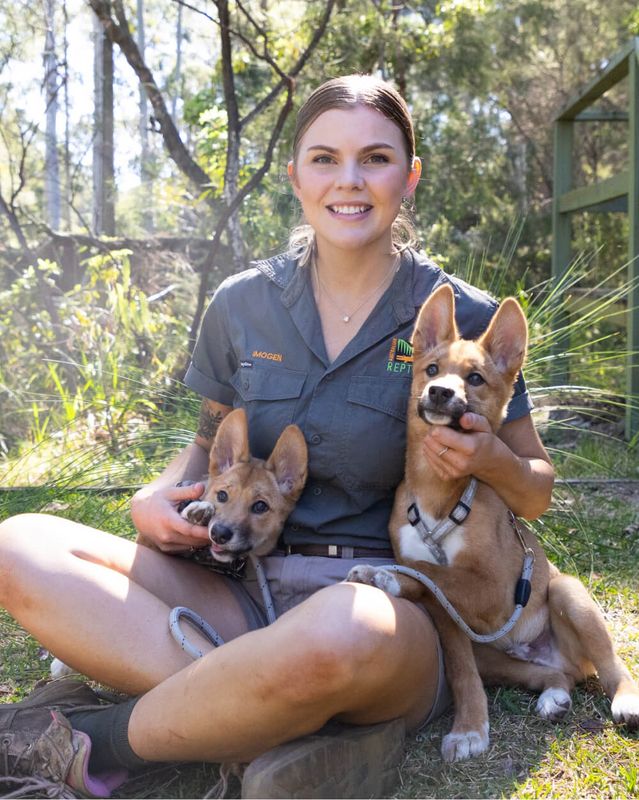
87, 0, 213, 197
240, 0, 337, 128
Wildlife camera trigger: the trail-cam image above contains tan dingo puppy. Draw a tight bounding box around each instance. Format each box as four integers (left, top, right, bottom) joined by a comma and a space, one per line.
349, 284, 639, 761
139, 407, 308, 563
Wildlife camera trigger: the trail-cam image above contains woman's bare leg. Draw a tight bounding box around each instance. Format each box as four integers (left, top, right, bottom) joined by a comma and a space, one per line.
0, 514, 442, 765
0, 513, 252, 693
129, 581, 441, 763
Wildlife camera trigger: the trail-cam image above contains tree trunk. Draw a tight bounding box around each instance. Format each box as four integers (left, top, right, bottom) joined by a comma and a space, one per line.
136, 0, 153, 230
218, 0, 245, 269
171, 1, 183, 124
44, 0, 61, 230
92, 10, 115, 235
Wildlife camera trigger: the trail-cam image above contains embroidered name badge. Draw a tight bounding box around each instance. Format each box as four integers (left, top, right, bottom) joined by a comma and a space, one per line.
387, 337, 413, 374
240, 361, 253, 369
252, 350, 283, 363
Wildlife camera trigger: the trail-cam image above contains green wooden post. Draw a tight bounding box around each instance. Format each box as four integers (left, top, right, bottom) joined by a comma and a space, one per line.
627, 43, 639, 440
551, 119, 573, 386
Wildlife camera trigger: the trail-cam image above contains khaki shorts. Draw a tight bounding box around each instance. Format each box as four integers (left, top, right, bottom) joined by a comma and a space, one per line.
222, 553, 450, 729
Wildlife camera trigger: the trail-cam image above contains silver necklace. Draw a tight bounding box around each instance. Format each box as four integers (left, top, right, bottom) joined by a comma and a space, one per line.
313, 255, 400, 323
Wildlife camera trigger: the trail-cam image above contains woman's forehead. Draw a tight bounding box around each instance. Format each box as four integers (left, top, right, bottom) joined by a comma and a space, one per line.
297, 106, 406, 152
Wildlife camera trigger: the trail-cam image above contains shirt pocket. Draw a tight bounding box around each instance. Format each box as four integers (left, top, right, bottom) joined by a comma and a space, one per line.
230, 365, 307, 459
338, 375, 411, 493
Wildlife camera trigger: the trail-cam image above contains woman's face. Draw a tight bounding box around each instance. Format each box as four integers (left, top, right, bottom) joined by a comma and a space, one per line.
288, 105, 421, 257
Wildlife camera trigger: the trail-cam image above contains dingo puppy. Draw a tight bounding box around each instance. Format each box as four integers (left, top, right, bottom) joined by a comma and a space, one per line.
349, 284, 639, 761
140, 407, 308, 563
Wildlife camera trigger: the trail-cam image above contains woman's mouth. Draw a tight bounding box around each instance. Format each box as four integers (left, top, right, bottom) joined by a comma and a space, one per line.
327, 204, 372, 218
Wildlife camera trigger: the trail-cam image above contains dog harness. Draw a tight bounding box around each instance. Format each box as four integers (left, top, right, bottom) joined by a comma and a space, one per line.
394, 509, 535, 643
407, 478, 479, 566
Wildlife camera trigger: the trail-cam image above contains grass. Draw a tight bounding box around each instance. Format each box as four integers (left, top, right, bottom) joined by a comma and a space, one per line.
0, 436, 638, 799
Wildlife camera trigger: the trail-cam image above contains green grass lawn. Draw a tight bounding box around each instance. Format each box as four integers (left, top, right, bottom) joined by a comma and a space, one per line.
0, 448, 638, 799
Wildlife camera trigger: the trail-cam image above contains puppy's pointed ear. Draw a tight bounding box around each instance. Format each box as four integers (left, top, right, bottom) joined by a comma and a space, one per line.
480, 297, 528, 378
210, 408, 250, 476
412, 284, 458, 354
266, 425, 308, 502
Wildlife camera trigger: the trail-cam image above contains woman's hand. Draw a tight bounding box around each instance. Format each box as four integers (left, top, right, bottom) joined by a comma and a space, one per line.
422, 412, 497, 481
421, 412, 554, 519
131, 482, 211, 553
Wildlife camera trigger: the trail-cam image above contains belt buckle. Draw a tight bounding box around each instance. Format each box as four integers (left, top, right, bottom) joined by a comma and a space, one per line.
285, 544, 293, 555
328, 544, 339, 557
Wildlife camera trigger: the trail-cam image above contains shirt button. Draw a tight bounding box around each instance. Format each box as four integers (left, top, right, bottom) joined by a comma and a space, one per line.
243, 379, 249, 390
310, 434, 322, 445
312, 487, 323, 496
325, 374, 334, 381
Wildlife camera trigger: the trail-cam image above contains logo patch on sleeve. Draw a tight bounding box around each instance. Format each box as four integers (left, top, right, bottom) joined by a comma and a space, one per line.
240, 360, 253, 369
387, 337, 413, 374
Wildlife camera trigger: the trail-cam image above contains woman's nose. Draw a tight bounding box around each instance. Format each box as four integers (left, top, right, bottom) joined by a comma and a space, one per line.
335, 161, 364, 190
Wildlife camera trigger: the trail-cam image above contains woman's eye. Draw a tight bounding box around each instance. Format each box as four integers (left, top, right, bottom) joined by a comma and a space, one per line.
467, 372, 485, 386
426, 364, 438, 377
312, 155, 334, 164
217, 490, 228, 503
367, 153, 389, 163
251, 500, 269, 514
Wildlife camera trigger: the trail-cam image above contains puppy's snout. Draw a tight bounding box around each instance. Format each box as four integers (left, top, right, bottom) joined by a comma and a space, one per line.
209, 523, 234, 545
429, 384, 455, 404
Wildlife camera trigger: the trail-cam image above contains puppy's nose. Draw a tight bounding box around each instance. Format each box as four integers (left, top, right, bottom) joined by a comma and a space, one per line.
209, 523, 233, 545
428, 385, 454, 404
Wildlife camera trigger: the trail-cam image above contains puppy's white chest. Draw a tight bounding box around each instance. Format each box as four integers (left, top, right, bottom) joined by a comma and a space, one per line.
398, 513, 466, 566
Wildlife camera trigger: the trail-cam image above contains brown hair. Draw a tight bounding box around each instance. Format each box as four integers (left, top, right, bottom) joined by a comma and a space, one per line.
289, 74, 418, 262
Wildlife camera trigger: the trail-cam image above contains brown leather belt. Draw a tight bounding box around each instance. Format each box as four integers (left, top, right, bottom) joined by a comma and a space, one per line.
281, 544, 395, 559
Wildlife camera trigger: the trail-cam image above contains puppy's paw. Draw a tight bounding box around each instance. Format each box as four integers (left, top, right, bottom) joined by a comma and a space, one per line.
536, 687, 572, 721
441, 722, 489, 762
611, 690, 639, 730
346, 565, 401, 596
50, 658, 78, 680
181, 500, 214, 527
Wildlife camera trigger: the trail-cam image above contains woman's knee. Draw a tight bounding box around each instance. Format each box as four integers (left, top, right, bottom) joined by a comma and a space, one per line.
275, 582, 408, 702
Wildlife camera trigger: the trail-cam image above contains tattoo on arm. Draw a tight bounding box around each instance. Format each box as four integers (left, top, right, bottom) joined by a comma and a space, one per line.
197, 404, 224, 442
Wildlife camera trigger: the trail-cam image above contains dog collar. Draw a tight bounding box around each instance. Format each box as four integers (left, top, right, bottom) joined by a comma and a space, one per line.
407, 478, 479, 566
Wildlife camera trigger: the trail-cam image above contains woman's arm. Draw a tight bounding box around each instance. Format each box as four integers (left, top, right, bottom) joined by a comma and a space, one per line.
422, 412, 554, 520
130, 399, 233, 551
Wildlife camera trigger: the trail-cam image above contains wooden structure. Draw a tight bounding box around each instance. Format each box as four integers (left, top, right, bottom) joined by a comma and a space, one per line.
552, 37, 639, 439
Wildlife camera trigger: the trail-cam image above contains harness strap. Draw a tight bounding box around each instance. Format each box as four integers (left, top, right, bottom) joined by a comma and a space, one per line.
386, 510, 535, 643
407, 478, 478, 566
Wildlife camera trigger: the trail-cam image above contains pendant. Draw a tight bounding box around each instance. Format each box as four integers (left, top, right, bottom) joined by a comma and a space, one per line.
342, 315, 350, 323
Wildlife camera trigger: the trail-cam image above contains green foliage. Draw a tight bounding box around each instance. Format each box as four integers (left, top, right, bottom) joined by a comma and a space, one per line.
0, 251, 192, 463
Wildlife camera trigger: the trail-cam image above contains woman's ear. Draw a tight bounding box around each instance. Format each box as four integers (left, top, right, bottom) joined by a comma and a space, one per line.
287, 161, 300, 198
405, 156, 422, 197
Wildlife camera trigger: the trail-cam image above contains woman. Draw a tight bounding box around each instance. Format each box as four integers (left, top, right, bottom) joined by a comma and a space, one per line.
0, 75, 554, 798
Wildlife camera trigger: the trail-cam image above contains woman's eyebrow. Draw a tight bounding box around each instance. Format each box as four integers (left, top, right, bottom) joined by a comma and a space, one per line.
305, 143, 396, 153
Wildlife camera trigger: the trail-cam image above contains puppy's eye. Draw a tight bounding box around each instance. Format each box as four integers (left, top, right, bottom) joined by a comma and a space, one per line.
467, 372, 485, 386
426, 364, 438, 377
251, 500, 269, 515
217, 490, 229, 502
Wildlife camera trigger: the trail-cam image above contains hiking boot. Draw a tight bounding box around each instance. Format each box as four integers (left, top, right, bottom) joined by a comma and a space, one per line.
241, 718, 406, 799
0, 678, 128, 798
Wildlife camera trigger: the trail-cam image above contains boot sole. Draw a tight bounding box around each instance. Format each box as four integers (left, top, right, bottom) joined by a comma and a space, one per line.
241, 718, 406, 799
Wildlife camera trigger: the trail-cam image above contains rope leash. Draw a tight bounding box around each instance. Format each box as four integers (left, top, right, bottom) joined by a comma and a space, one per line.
386, 511, 535, 643
169, 553, 277, 659
382, 552, 534, 643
